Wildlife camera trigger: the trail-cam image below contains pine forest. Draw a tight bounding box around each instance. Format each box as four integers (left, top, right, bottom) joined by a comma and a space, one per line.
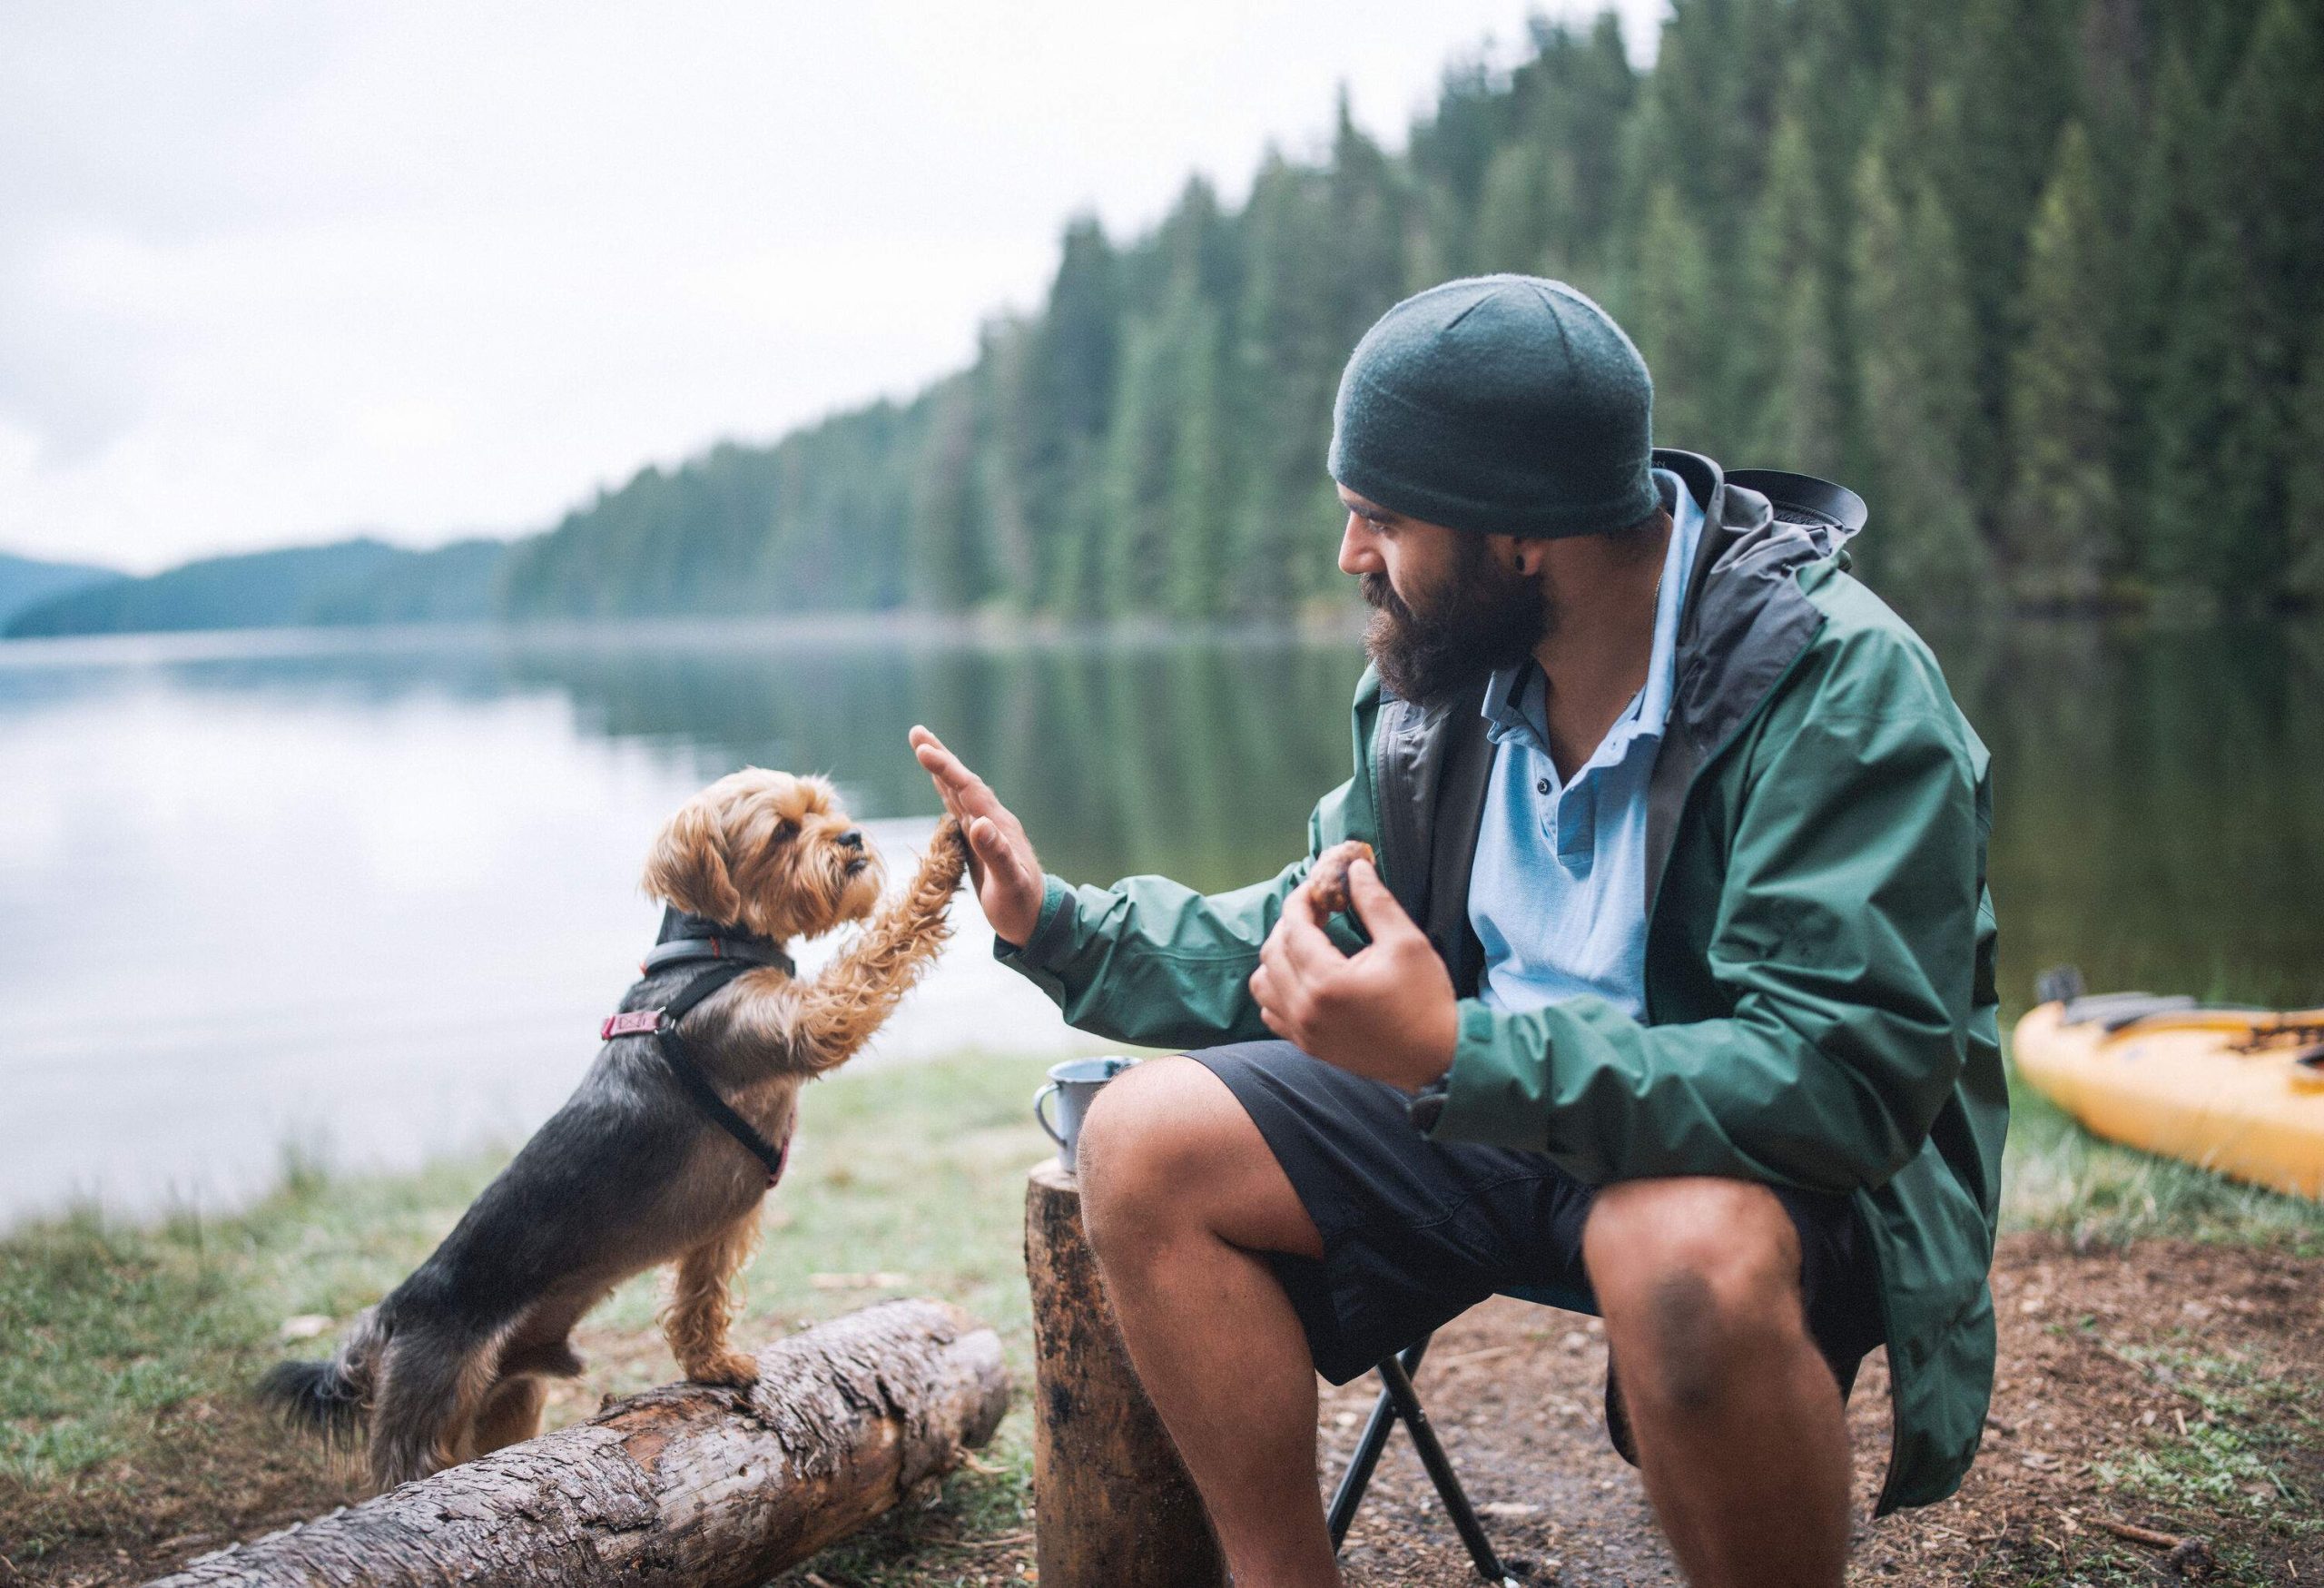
497, 0, 2324, 623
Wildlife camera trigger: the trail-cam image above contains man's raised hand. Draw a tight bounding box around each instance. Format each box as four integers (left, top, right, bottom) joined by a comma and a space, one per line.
907, 725, 1046, 947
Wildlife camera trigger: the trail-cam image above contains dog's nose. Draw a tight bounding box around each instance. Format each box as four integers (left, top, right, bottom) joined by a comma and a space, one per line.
838, 829, 864, 851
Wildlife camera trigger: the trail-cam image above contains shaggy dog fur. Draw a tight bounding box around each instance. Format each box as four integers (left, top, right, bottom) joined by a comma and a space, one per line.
259, 770, 967, 1490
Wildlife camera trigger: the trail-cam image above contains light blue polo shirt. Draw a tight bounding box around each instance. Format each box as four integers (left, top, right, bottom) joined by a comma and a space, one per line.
1467, 467, 1703, 1019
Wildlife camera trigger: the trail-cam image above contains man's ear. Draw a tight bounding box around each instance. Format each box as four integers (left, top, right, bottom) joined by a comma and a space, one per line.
642, 801, 743, 923
1496, 532, 1545, 577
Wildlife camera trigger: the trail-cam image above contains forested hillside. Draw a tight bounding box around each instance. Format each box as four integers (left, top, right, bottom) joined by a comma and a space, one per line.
501, 0, 2324, 621
3, 538, 507, 637
0, 552, 121, 629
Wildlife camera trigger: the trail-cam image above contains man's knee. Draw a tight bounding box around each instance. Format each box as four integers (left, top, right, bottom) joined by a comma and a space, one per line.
1077, 1057, 1230, 1245
1583, 1178, 1808, 1417
1076, 1054, 1320, 1264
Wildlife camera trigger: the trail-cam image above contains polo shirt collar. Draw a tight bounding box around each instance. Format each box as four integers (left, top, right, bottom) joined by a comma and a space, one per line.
1477, 466, 1704, 759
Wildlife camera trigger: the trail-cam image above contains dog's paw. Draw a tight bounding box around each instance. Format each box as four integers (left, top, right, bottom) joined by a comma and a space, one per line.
927, 815, 970, 879
687, 1351, 762, 1389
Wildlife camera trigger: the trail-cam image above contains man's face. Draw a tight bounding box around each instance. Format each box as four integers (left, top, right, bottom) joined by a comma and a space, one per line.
1336, 488, 1550, 707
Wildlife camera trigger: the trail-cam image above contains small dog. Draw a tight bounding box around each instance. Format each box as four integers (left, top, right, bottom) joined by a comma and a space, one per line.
261, 769, 967, 1490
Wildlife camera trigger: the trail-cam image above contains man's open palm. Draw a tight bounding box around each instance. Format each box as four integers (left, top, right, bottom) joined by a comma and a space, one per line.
908, 725, 1045, 945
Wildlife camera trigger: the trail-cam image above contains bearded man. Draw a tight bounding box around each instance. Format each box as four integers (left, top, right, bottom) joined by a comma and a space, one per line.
911, 275, 2003, 1588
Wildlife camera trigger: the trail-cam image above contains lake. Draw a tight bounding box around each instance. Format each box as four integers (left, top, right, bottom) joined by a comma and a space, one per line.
2, 616, 2319, 1226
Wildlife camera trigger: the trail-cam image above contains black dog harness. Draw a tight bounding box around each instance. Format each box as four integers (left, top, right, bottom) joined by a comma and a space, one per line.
601, 909, 797, 1186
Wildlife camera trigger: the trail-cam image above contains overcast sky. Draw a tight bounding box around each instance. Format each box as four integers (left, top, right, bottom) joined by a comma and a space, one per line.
2, 2, 1663, 573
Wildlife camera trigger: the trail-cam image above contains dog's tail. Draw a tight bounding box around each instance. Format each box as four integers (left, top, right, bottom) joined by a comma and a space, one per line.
257, 1304, 388, 1448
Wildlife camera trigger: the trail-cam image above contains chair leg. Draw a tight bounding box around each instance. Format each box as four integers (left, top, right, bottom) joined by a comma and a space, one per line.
1325, 1336, 1521, 1584
1376, 1353, 1519, 1584
1325, 1338, 1423, 1546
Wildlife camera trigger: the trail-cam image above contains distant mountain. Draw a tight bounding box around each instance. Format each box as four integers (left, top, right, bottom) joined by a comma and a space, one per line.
0, 551, 123, 629
3, 538, 507, 639
306, 538, 509, 626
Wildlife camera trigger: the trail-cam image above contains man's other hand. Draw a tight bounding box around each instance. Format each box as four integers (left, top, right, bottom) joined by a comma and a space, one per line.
1251, 858, 1458, 1091
908, 725, 1045, 946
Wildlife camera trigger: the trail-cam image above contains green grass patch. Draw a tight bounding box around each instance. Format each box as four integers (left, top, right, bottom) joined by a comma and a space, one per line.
1999, 1061, 2324, 1251
0, 1051, 1059, 1570
2090, 1343, 2321, 1525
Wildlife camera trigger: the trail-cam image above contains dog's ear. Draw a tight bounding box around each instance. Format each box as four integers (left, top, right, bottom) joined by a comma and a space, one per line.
643, 800, 743, 923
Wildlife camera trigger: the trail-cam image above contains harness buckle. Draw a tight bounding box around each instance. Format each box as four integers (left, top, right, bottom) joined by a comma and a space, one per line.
600, 1008, 665, 1041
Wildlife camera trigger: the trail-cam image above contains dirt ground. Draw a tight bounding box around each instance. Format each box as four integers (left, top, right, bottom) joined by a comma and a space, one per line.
11, 1233, 2319, 1587
1330, 1234, 2323, 1586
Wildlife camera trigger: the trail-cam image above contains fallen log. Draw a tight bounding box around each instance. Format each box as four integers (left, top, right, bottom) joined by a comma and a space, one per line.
147, 1298, 1009, 1588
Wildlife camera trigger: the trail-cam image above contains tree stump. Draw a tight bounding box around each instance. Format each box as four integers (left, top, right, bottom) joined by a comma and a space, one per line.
1024, 1159, 1226, 1587
141, 1299, 1008, 1588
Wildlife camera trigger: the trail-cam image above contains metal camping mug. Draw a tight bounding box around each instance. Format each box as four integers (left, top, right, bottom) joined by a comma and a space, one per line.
1033, 1056, 1138, 1173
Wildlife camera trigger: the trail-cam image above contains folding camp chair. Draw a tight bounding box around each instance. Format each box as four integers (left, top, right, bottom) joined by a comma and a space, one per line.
1326, 1285, 1594, 1587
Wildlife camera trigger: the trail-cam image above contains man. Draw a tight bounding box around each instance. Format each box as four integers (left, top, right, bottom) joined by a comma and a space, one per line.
911, 275, 2003, 1588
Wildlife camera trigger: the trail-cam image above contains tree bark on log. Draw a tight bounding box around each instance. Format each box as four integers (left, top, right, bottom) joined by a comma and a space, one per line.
1024, 1159, 1226, 1587
143, 1298, 1009, 1588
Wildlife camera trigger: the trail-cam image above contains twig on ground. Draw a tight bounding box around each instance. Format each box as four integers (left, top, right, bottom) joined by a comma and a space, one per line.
2098, 1519, 2184, 1549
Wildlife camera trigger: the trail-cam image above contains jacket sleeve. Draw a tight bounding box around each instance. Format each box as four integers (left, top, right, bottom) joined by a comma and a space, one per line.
993, 777, 1367, 1052
1430, 650, 1987, 1195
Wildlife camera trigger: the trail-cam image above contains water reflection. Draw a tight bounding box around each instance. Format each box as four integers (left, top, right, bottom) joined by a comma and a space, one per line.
0, 616, 2317, 1222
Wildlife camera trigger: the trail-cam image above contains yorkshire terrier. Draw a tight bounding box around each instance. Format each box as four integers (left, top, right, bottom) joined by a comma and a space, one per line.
260, 770, 967, 1490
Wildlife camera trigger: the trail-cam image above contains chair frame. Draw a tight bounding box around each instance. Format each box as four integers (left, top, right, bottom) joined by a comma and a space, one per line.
1325, 1332, 1526, 1586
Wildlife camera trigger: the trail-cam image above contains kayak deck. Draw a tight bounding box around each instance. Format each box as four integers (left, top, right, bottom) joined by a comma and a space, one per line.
2012, 997, 2324, 1200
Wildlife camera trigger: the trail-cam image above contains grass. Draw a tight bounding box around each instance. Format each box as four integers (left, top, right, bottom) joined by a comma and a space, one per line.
0, 1051, 1059, 1576
5, 1043, 2320, 1582
1998, 1061, 2324, 1251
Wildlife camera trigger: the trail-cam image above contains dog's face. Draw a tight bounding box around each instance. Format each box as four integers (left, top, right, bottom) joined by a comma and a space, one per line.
642, 769, 884, 940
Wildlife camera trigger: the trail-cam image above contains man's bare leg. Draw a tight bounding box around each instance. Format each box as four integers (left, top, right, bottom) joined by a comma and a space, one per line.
1584, 1178, 1853, 1588
1076, 1057, 1340, 1588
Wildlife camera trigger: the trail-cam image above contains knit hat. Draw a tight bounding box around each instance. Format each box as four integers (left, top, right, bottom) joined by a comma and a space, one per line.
1327, 275, 1659, 538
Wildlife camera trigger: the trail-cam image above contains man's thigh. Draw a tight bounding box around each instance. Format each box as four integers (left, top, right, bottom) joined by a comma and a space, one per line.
1187, 1038, 1596, 1384
1184, 1039, 1883, 1394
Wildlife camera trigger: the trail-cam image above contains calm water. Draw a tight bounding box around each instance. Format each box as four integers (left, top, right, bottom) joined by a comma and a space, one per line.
2, 616, 2319, 1225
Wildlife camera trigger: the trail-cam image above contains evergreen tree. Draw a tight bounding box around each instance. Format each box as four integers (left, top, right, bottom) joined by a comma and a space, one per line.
1738, 113, 1847, 474
907, 375, 990, 611
1933, 0, 2078, 517
2113, 44, 2206, 557
1847, 134, 1990, 602
1232, 153, 1338, 615
2004, 123, 2118, 606
1165, 294, 1233, 619
2290, 311, 2324, 606
1626, 183, 1720, 452
1023, 216, 1122, 613
2151, 0, 2324, 604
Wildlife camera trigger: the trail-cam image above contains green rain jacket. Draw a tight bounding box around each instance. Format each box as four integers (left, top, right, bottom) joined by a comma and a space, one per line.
998, 450, 2004, 1513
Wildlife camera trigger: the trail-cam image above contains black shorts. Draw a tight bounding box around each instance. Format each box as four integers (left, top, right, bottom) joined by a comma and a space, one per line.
1190, 1039, 1886, 1428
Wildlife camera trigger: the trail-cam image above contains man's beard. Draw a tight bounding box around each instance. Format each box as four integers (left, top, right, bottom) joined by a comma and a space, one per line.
1361, 537, 1552, 708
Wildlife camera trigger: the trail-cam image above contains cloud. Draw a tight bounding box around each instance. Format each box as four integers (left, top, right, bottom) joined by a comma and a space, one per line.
0, 1, 1662, 573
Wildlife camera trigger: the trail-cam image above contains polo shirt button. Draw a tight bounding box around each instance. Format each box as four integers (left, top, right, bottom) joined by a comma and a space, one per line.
1535, 777, 1551, 795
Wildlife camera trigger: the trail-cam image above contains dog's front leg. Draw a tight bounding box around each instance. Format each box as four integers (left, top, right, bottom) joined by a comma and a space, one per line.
787, 817, 967, 1071
664, 1209, 764, 1386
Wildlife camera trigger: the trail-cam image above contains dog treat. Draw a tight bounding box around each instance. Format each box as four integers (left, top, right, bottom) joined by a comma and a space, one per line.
1308, 840, 1375, 915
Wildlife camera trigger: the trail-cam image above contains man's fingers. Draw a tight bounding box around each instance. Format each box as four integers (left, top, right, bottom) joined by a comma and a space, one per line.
969, 815, 1020, 877
1249, 961, 1276, 1011
1276, 887, 1347, 979
1344, 859, 1419, 941
910, 726, 1011, 823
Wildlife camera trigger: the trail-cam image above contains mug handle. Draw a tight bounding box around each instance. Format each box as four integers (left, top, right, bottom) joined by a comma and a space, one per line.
1033, 1082, 1066, 1149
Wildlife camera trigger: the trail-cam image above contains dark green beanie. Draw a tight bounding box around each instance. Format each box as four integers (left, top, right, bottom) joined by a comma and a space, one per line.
1328, 274, 1659, 538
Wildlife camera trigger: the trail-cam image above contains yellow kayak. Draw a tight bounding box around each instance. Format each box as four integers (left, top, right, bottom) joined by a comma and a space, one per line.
2013, 976, 2324, 1199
